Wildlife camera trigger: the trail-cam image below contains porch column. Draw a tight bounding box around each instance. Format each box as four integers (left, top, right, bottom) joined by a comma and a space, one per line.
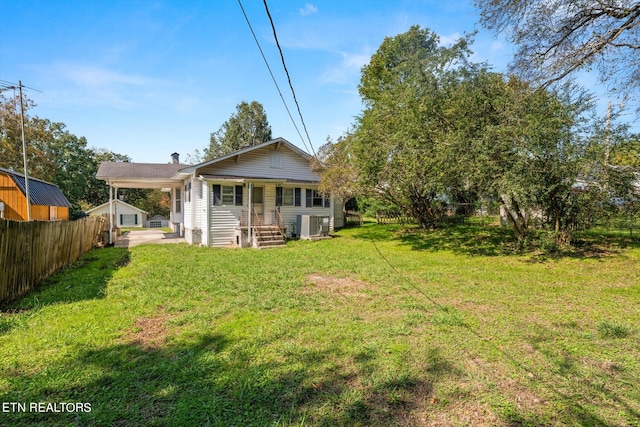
108, 182, 113, 245
248, 182, 253, 243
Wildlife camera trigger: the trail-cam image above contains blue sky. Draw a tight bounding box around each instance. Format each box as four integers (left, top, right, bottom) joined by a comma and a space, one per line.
1, 0, 625, 164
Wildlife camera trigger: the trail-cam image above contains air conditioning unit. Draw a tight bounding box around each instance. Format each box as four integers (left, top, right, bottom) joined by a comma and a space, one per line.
297, 215, 330, 239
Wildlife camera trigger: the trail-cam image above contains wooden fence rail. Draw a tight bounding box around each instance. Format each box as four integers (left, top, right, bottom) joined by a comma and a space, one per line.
0, 215, 109, 304
375, 212, 417, 225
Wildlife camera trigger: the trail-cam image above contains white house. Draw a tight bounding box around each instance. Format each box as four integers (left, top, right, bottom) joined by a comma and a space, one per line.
96, 138, 344, 248
86, 200, 147, 228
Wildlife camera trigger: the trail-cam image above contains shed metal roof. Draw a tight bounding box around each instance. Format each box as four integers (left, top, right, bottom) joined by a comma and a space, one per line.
0, 167, 71, 207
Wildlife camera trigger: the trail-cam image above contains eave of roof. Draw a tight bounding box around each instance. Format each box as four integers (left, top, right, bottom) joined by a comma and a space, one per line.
199, 174, 319, 184
0, 167, 71, 207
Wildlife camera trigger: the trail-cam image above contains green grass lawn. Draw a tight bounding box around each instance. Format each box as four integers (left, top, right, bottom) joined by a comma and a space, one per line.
1, 222, 639, 426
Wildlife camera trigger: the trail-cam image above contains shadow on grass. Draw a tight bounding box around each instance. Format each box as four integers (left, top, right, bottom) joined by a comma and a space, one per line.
352, 222, 640, 260
522, 324, 640, 427
2, 332, 450, 426
352, 222, 519, 257
0, 248, 130, 335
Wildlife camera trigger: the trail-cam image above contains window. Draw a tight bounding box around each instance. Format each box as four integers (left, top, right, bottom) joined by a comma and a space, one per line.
270, 151, 284, 168
222, 186, 234, 204
175, 189, 181, 213
305, 189, 330, 208
49, 206, 58, 220
235, 185, 243, 205
276, 187, 301, 206
294, 187, 301, 206
283, 188, 294, 206
121, 214, 138, 226
213, 184, 243, 206
185, 182, 191, 203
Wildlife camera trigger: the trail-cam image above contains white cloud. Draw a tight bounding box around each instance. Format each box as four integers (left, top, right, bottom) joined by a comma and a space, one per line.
299, 3, 318, 16
438, 32, 462, 46
37, 62, 173, 109
490, 41, 504, 53
321, 50, 372, 85
50, 63, 162, 88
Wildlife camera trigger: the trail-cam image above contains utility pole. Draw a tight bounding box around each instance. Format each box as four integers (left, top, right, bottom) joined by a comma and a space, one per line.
1, 80, 42, 221
18, 81, 31, 221
605, 101, 611, 167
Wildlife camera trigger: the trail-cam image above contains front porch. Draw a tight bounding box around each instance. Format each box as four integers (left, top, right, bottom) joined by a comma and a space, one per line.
236, 209, 287, 249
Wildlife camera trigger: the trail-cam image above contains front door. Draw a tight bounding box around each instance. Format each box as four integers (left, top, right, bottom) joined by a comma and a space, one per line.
251, 186, 264, 223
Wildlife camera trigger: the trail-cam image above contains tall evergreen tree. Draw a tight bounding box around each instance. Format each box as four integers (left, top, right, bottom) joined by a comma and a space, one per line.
205, 101, 272, 160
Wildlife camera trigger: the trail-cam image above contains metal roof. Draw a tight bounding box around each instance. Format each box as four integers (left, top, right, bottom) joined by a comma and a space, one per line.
0, 167, 71, 207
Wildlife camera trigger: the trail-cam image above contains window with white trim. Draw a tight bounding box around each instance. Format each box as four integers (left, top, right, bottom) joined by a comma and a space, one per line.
222, 185, 235, 204
121, 214, 138, 226
175, 189, 181, 213
276, 187, 302, 207
212, 184, 243, 206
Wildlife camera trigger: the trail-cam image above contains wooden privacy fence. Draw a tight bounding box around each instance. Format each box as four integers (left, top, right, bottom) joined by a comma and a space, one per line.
0, 215, 109, 304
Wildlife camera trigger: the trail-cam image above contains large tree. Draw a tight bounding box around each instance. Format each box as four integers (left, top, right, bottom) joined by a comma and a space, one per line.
475, 0, 640, 105
206, 101, 272, 160
351, 25, 615, 245
352, 26, 481, 228
317, 135, 359, 209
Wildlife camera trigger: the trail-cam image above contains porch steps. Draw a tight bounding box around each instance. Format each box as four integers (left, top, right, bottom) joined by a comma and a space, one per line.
256, 225, 286, 249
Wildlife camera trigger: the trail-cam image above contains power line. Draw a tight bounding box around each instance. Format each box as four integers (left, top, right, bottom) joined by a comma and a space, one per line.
236, 0, 312, 156
0, 79, 43, 93
262, 0, 316, 158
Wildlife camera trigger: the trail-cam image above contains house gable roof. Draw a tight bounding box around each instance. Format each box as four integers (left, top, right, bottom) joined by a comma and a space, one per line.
177, 138, 311, 176
86, 199, 147, 214
0, 167, 71, 208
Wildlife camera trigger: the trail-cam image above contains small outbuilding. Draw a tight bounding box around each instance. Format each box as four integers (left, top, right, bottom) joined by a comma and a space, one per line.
0, 167, 71, 221
146, 214, 170, 228
86, 200, 147, 228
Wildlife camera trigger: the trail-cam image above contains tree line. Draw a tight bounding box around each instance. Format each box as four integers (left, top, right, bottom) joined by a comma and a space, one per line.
0, 93, 170, 218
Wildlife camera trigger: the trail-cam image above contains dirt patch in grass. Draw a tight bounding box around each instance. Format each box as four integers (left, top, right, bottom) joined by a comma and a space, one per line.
424, 400, 504, 426
122, 309, 174, 350
304, 274, 374, 299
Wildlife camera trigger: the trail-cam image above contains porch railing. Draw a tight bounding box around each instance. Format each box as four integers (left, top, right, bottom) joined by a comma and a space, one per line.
272, 209, 287, 240
252, 209, 263, 242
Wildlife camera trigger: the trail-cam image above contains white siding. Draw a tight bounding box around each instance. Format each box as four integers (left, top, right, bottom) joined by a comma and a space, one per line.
210, 209, 240, 246
183, 181, 192, 229
199, 145, 319, 182
182, 177, 207, 245
194, 179, 205, 241
208, 181, 245, 247
88, 201, 146, 228
201, 181, 209, 246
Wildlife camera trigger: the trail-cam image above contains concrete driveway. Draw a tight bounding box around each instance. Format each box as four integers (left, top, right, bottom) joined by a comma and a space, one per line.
115, 229, 185, 248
